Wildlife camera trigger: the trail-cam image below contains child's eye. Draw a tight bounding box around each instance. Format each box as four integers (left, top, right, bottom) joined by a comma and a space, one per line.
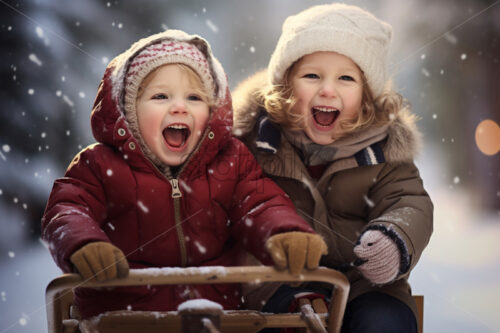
188, 94, 203, 101
340, 75, 355, 82
303, 73, 319, 79
152, 93, 167, 100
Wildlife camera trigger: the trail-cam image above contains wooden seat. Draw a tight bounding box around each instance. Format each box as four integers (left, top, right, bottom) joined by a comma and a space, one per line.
414, 295, 424, 333
46, 266, 350, 333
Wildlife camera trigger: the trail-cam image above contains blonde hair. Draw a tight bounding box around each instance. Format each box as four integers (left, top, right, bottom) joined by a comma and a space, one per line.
262, 61, 405, 139
136, 63, 215, 108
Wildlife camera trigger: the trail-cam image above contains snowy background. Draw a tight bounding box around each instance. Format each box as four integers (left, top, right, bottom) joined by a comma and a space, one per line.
0, 0, 499, 332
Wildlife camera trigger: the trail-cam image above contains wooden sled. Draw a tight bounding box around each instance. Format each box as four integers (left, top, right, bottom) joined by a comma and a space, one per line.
46, 266, 350, 333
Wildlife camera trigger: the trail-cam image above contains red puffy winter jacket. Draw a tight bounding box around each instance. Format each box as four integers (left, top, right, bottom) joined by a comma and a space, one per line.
41, 30, 314, 319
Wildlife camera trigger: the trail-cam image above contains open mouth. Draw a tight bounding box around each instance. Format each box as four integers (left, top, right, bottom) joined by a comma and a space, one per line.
162, 123, 191, 150
311, 106, 339, 128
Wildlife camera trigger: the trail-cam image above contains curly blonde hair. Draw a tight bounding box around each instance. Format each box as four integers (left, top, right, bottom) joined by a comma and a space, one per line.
261, 63, 406, 140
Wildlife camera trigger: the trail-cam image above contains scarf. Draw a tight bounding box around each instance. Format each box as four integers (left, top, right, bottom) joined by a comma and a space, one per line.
283, 125, 389, 166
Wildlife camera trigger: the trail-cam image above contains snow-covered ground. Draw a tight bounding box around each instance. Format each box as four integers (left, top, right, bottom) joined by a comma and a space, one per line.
0, 242, 60, 333
410, 188, 500, 333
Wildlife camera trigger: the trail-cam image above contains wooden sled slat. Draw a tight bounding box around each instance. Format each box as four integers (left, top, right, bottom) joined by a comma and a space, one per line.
46, 266, 349, 333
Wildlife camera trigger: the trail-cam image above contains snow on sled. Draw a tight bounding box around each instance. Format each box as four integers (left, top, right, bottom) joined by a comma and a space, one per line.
46, 266, 350, 333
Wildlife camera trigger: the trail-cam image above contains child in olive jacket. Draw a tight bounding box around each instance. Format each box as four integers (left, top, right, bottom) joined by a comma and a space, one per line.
233, 4, 433, 332
42, 29, 326, 319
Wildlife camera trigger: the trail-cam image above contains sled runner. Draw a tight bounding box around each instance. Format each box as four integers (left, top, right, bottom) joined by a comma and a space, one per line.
46, 266, 350, 333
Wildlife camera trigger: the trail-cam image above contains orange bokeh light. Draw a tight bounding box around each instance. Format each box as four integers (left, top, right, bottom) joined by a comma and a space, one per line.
475, 119, 500, 156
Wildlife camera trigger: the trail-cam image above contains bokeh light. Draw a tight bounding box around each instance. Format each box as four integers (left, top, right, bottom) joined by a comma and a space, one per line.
475, 119, 500, 156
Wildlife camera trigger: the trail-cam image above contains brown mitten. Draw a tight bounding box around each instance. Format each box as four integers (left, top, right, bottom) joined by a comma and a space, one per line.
70, 241, 129, 282
266, 232, 327, 275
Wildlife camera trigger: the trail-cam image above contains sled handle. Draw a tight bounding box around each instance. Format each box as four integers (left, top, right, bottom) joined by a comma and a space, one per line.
46, 266, 349, 333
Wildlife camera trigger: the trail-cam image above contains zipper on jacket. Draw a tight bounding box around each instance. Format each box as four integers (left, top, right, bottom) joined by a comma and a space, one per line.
169, 178, 187, 267
170, 178, 182, 198
165, 128, 211, 268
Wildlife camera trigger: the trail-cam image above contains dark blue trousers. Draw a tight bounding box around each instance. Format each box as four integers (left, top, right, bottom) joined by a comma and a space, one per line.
261, 286, 417, 333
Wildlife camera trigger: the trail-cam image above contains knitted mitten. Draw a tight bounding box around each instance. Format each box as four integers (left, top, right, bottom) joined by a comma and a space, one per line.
70, 241, 129, 282
266, 232, 327, 275
353, 229, 402, 285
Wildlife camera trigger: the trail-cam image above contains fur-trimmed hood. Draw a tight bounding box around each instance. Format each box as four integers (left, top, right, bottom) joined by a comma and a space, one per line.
232, 70, 422, 163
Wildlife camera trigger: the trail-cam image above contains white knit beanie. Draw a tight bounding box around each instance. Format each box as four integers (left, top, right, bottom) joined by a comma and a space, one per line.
268, 3, 392, 98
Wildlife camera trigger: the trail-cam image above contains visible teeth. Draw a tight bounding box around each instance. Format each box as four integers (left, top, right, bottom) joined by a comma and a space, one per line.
313, 106, 337, 112
168, 124, 187, 129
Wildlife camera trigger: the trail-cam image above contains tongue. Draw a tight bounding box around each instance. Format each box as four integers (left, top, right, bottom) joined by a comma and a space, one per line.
313, 110, 336, 126
164, 128, 185, 148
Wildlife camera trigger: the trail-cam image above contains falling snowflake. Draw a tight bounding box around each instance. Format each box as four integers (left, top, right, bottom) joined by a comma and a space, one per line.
194, 241, 206, 254
106, 169, 113, 176
29, 53, 43, 66
460, 53, 467, 61
206, 19, 218, 33
19, 317, 28, 326
137, 200, 149, 213
35, 26, 44, 38
8, 251, 15, 258
28, 89, 35, 95
444, 32, 458, 45
363, 195, 375, 208
453, 176, 460, 184
249, 46, 256, 53
179, 180, 192, 193
63, 95, 74, 107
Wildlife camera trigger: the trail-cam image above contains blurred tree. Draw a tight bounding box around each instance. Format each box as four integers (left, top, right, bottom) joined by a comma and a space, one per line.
410, 0, 499, 211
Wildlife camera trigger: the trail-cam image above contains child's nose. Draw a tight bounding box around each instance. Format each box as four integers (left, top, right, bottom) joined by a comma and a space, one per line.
169, 100, 188, 115
319, 82, 337, 98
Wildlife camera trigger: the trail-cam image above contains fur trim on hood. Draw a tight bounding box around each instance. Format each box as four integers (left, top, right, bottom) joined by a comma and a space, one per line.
232, 70, 422, 163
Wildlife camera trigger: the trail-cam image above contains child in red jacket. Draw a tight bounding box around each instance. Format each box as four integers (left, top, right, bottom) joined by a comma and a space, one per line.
42, 29, 326, 319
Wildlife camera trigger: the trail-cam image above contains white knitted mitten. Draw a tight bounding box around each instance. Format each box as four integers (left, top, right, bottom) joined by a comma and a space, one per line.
353, 229, 401, 285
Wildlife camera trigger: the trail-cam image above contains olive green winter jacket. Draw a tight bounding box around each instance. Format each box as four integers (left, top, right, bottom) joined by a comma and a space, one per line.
232, 71, 433, 319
